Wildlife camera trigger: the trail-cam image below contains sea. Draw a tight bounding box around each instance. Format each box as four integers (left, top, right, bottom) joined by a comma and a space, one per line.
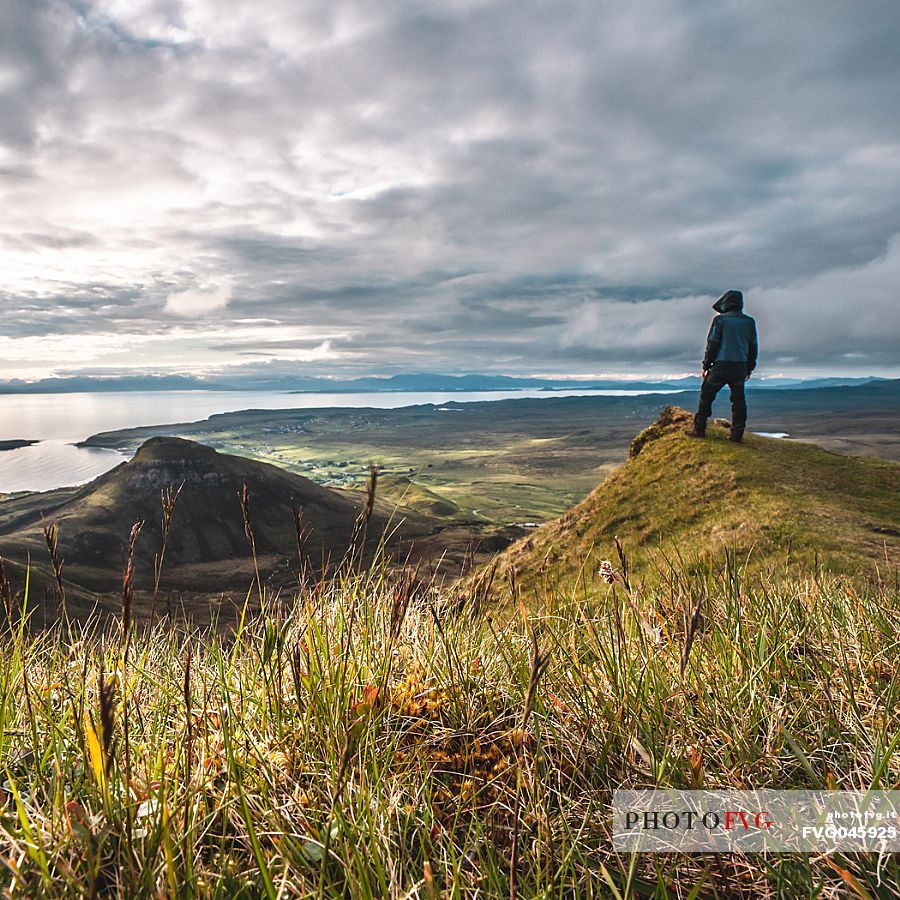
0, 388, 678, 494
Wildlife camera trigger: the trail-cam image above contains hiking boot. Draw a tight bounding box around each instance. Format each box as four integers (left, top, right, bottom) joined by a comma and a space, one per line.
729, 429, 744, 443
686, 416, 706, 438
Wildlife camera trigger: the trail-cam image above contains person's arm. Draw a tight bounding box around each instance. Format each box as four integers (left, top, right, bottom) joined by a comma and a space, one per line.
702, 318, 721, 372
746, 320, 758, 377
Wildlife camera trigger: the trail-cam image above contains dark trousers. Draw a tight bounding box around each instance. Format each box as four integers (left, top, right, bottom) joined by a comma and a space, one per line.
695, 361, 748, 435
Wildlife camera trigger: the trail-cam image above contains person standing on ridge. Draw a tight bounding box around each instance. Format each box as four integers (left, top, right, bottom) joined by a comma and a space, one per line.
688, 290, 758, 443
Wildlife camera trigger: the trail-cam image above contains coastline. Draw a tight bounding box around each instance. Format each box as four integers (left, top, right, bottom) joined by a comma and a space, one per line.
0, 440, 39, 452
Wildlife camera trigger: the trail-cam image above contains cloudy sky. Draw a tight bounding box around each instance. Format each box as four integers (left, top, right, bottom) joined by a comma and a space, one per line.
2, 0, 899, 381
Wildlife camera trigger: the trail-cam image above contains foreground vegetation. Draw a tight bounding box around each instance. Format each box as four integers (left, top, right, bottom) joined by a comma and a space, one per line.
0, 537, 898, 897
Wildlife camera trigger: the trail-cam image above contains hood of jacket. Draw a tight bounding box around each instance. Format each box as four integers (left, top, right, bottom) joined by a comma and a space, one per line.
713, 290, 743, 313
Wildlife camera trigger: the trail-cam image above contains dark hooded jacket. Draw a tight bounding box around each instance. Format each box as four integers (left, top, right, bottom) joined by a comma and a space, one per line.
702, 290, 758, 372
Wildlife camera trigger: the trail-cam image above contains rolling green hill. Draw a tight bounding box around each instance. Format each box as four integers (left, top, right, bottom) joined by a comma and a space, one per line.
488, 406, 900, 593
375, 473, 462, 518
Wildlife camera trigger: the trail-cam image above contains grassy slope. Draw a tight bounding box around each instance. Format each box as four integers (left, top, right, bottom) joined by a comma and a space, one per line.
494, 407, 900, 590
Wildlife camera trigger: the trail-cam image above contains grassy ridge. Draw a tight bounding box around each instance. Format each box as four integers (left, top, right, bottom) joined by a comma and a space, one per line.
492, 409, 900, 592
0, 550, 897, 897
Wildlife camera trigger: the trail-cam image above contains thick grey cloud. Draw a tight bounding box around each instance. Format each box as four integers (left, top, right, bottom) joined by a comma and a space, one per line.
1, 0, 899, 378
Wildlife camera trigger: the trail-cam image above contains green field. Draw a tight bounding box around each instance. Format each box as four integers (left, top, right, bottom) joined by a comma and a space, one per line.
81, 398, 645, 524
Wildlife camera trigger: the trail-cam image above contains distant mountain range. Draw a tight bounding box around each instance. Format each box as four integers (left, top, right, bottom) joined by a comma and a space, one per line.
0, 372, 888, 394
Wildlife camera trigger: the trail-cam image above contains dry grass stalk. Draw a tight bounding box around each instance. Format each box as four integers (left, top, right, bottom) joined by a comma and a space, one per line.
97, 665, 116, 779
291, 498, 312, 586
239, 481, 264, 603
150, 482, 183, 625
680, 592, 704, 674
42, 520, 67, 624
0, 557, 12, 626
121, 521, 144, 643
